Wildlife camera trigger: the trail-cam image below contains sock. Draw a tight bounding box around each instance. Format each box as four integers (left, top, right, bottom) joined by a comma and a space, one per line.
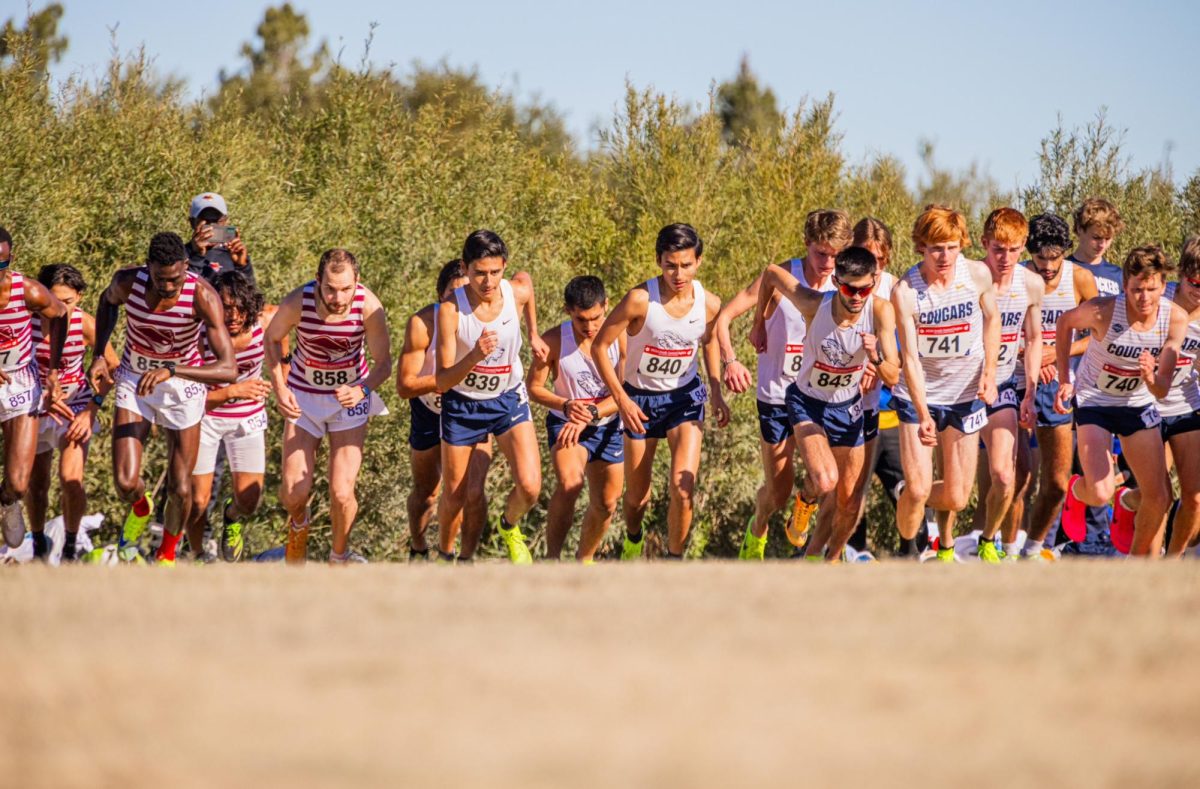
626, 530, 643, 543
289, 515, 308, 531
329, 550, 348, 563
898, 537, 916, 556
410, 547, 429, 557
31, 531, 49, 558
62, 530, 77, 559
1003, 542, 1020, 557
500, 515, 517, 532
437, 550, 456, 562
132, 494, 151, 518
158, 530, 181, 561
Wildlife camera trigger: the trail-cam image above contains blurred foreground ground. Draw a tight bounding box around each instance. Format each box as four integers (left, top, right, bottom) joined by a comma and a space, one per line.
2, 562, 1198, 788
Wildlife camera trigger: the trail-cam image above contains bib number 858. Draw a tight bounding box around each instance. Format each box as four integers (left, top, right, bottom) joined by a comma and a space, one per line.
310, 368, 353, 387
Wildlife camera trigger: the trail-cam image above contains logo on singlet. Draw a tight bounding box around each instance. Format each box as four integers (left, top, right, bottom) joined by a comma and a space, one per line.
306, 334, 355, 357
819, 336, 852, 367
657, 330, 691, 349
138, 326, 177, 354
575, 370, 606, 398
0, 325, 14, 346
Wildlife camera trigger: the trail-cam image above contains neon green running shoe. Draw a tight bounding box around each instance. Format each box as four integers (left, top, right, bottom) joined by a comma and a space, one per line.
738, 519, 767, 561
498, 521, 532, 565
936, 546, 959, 563
221, 499, 245, 563
156, 555, 176, 567
978, 540, 1002, 564
620, 533, 644, 561
121, 494, 154, 547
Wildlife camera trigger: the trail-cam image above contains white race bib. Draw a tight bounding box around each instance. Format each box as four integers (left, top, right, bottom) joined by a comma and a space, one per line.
461, 365, 511, 395
245, 410, 269, 434
0, 343, 23, 372
1097, 364, 1143, 395
783, 343, 804, 378
961, 407, 987, 435
918, 324, 970, 358
126, 347, 176, 374
636, 346, 694, 380
1171, 357, 1193, 388
998, 332, 1019, 366
808, 361, 863, 394
418, 392, 442, 414
302, 359, 358, 390
995, 386, 1019, 408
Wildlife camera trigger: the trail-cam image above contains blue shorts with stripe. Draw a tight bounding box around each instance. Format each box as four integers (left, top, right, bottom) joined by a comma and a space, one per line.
441, 386, 531, 447
546, 412, 624, 464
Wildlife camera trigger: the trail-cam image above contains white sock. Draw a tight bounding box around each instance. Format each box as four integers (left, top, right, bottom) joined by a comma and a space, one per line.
1003, 542, 1020, 556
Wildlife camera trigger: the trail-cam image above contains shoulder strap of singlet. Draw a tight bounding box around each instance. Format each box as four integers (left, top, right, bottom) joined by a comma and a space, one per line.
646, 277, 660, 304
560, 321, 575, 357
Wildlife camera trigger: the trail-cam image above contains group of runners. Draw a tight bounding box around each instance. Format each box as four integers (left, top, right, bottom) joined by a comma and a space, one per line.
1, 193, 1197, 565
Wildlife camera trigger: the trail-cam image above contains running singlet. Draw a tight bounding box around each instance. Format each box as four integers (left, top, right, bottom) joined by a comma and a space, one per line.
756, 259, 834, 405
1014, 260, 1075, 391
417, 303, 442, 413
552, 321, 619, 424
201, 321, 265, 418
451, 278, 523, 400
0, 272, 35, 375
1070, 256, 1121, 297
287, 281, 369, 395
862, 270, 897, 413
1075, 294, 1171, 408
119, 268, 203, 376
1157, 304, 1200, 418
892, 258, 983, 405
796, 292, 873, 404
625, 278, 706, 392
995, 265, 1031, 383
32, 308, 90, 408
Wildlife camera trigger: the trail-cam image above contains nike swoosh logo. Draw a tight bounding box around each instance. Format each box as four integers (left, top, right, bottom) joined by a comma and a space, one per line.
502, 319, 513, 325
688, 318, 700, 323
511, 413, 520, 421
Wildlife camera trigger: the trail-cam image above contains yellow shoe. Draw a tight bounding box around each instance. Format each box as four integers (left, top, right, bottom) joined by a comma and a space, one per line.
121, 494, 154, 547
498, 520, 533, 565
156, 556, 176, 567
285, 518, 309, 565
620, 533, 644, 561
784, 495, 817, 548
738, 518, 767, 561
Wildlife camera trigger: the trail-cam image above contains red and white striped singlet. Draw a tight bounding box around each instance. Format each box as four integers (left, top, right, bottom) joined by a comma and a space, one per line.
33, 308, 91, 408
119, 268, 203, 375
0, 272, 35, 374
286, 281, 368, 395
201, 321, 265, 418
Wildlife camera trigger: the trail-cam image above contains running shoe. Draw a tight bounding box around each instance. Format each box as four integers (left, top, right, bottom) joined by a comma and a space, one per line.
408, 547, 430, 563
1110, 488, 1135, 555
329, 550, 369, 565
1061, 474, 1088, 543
977, 540, 1002, 564
620, 533, 644, 561
785, 495, 817, 548
498, 521, 533, 565
435, 551, 456, 565
285, 519, 309, 565
221, 499, 245, 563
738, 518, 767, 561
935, 546, 960, 563
120, 494, 154, 547
156, 555, 176, 567
2, 500, 26, 549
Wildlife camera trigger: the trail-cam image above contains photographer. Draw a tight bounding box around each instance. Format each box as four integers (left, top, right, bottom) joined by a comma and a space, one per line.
186, 192, 257, 286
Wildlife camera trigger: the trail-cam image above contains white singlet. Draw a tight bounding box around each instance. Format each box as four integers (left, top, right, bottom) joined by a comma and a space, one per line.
1157, 305, 1200, 418
1075, 294, 1171, 409
417, 303, 442, 413
451, 279, 523, 400
861, 270, 897, 413
795, 292, 873, 404
551, 321, 619, 424
1014, 261, 1076, 391
756, 259, 835, 404
625, 278, 706, 392
994, 265, 1032, 384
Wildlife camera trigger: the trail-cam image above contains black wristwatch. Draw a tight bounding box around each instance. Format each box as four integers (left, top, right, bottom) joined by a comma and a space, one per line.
91, 393, 105, 407
586, 403, 600, 424
163, 361, 176, 377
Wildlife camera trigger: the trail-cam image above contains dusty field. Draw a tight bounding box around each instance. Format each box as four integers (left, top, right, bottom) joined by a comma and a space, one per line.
2, 562, 1198, 788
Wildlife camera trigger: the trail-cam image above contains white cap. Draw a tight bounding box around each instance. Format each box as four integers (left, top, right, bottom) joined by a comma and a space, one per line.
189, 192, 228, 219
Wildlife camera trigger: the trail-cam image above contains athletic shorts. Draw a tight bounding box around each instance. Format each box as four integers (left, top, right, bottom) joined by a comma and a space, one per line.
863, 408, 880, 443
408, 397, 441, 452
115, 371, 207, 430
36, 401, 99, 454
441, 385, 530, 447
0, 364, 41, 423
756, 399, 791, 444
986, 377, 1020, 416
1162, 411, 1200, 441
290, 387, 388, 439
1030, 380, 1072, 428
622, 377, 706, 440
546, 412, 623, 464
785, 383, 865, 448
893, 396, 987, 436
1075, 403, 1162, 437
194, 412, 268, 475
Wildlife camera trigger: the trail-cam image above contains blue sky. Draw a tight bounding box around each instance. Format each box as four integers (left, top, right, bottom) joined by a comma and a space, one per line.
23, 0, 1200, 190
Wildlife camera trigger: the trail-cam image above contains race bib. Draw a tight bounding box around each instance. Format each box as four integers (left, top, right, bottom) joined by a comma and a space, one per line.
0, 343, 23, 372
1141, 407, 1162, 429
995, 386, 1019, 408
998, 332, 1019, 366
302, 359, 358, 390
783, 343, 804, 377
919, 324, 970, 358
1097, 364, 1143, 395
961, 407, 987, 435
418, 392, 442, 413
1171, 356, 1194, 388
636, 346, 694, 380
460, 365, 511, 395
243, 410, 269, 434
808, 361, 862, 393
126, 347, 176, 374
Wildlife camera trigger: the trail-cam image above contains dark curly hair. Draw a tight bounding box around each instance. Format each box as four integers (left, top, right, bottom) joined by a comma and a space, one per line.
147, 232, 188, 267
37, 263, 87, 293
1026, 214, 1072, 256
212, 270, 264, 324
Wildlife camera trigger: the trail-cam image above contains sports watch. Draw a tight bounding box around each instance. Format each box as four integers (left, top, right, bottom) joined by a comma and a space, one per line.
586, 403, 600, 424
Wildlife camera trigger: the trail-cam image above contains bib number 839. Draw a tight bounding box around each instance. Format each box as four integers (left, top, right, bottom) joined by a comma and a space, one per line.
463, 372, 502, 392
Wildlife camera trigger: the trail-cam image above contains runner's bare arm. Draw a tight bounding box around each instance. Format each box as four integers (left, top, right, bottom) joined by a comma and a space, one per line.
714, 273, 764, 392
872, 297, 901, 387
1147, 302, 1188, 398
264, 287, 302, 408
512, 272, 549, 363
972, 261, 1001, 400
752, 264, 823, 351
525, 326, 565, 411
1022, 275, 1045, 391
597, 332, 628, 419
177, 280, 237, 385
396, 308, 437, 399
436, 296, 494, 391
702, 290, 730, 428
892, 282, 931, 419
357, 293, 393, 393
88, 269, 137, 390
1068, 266, 1100, 357
23, 278, 67, 375
593, 287, 649, 433
80, 312, 119, 395
1056, 296, 1110, 387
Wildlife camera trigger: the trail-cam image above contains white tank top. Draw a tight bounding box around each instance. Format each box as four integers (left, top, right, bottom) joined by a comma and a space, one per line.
551, 321, 619, 424
756, 259, 834, 405
418, 303, 441, 413
1075, 294, 1171, 409
796, 292, 873, 404
1014, 261, 1076, 391
626, 278, 706, 392
994, 265, 1032, 384
1157, 303, 1200, 418
861, 270, 897, 412
892, 258, 984, 406
451, 279, 523, 400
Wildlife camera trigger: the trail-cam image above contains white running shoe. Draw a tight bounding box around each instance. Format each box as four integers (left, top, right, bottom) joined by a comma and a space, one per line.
2, 500, 26, 549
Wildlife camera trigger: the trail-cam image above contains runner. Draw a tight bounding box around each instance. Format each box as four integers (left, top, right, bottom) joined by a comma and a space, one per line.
25, 264, 117, 561
395, 259, 492, 562
715, 209, 846, 559
435, 230, 548, 564
528, 276, 625, 562
88, 232, 237, 565
1019, 214, 1098, 558
266, 248, 392, 565
592, 223, 730, 560
1056, 245, 1185, 557
890, 205, 1000, 562
185, 271, 276, 563
974, 208, 1044, 562
0, 228, 68, 551
751, 245, 900, 561
1069, 198, 1124, 297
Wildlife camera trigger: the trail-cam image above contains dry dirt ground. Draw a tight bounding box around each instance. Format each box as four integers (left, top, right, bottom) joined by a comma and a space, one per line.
2, 561, 1198, 788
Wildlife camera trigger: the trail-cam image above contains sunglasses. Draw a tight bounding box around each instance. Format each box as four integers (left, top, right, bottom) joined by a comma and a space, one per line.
1184, 276, 1200, 289
833, 275, 874, 298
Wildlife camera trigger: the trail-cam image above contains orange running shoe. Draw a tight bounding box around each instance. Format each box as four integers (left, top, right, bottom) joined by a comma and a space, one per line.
784, 494, 817, 548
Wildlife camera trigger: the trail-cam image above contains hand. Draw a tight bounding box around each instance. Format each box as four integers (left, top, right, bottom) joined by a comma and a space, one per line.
1039, 364, 1057, 385
228, 378, 271, 402
722, 359, 752, 394
710, 392, 731, 429
64, 407, 95, 443
555, 420, 583, 448
617, 395, 649, 435
137, 367, 172, 396
227, 231, 248, 267
88, 356, 114, 392
191, 222, 214, 255
859, 331, 879, 363
45, 370, 64, 407
860, 363, 877, 394
0, 369, 9, 385
1054, 381, 1074, 414
749, 318, 768, 354
47, 398, 75, 424
474, 329, 499, 360
530, 333, 550, 364
1138, 350, 1157, 384
334, 383, 366, 408
978, 374, 998, 406
1019, 392, 1036, 430
918, 414, 937, 446
563, 399, 593, 424
275, 385, 302, 420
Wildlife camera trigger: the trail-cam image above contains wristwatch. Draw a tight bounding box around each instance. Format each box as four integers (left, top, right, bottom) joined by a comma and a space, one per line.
586, 403, 601, 424
360, 384, 371, 399
163, 361, 176, 377
91, 393, 105, 407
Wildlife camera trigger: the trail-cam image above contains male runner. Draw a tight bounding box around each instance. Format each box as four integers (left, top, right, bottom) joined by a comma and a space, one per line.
267, 248, 392, 565
1056, 245, 1184, 557
1018, 214, 1098, 558
715, 209, 847, 559
89, 232, 237, 565
592, 223, 730, 560
186, 271, 276, 563
435, 230, 548, 564
891, 206, 1000, 562
0, 228, 67, 550
395, 259, 492, 561
751, 245, 900, 561
528, 276, 625, 562
26, 264, 116, 561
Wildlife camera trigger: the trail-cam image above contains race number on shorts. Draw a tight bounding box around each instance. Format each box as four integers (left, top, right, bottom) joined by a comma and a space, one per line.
1097, 363, 1143, 395
461, 365, 511, 395
961, 407, 987, 435
636, 346, 694, 379
995, 386, 1019, 408
919, 324, 970, 358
